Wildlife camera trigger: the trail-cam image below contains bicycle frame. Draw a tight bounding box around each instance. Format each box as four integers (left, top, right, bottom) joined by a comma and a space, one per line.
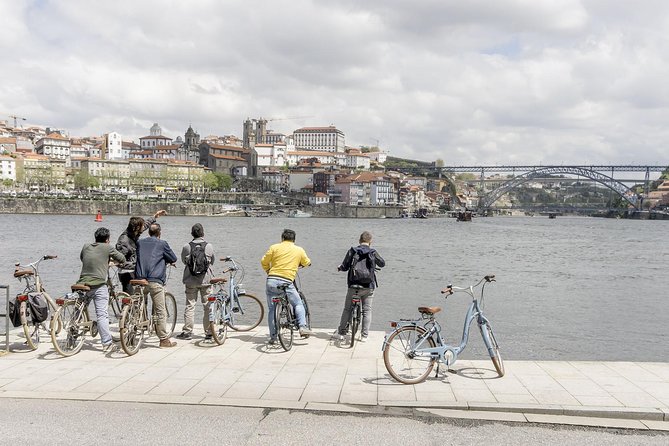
15, 255, 58, 310
385, 277, 495, 366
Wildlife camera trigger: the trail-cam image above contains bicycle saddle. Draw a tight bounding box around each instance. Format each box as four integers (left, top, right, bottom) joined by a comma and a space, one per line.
71, 284, 91, 292
418, 306, 441, 315
13, 269, 34, 278
130, 279, 149, 286
209, 277, 227, 284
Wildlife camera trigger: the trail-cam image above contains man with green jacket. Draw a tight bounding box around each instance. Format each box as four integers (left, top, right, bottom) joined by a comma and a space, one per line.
78, 227, 126, 352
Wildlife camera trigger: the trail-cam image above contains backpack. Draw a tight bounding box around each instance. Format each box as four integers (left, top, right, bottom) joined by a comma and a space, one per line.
350, 248, 376, 285
187, 241, 210, 276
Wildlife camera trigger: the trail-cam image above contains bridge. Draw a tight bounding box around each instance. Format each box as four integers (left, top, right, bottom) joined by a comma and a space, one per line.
394, 164, 667, 211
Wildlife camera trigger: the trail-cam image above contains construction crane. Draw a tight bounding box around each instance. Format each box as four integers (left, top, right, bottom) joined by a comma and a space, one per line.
8, 114, 27, 128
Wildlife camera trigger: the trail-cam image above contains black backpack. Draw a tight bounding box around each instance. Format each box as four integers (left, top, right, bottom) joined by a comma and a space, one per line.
28, 293, 49, 324
350, 249, 376, 285
187, 241, 210, 276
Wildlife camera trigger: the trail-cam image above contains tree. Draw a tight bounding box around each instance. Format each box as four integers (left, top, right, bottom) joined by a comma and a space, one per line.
74, 171, 100, 190
2, 178, 13, 187
202, 172, 218, 190
435, 158, 445, 167
214, 172, 233, 190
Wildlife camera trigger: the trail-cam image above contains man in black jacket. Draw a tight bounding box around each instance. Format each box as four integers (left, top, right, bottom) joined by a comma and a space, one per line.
135, 223, 178, 348
335, 231, 385, 342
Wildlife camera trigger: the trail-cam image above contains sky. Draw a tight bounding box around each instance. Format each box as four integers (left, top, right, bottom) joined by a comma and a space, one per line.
1, 0, 669, 165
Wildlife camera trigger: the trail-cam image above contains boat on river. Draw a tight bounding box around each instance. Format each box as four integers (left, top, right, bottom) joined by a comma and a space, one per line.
288, 209, 312, 218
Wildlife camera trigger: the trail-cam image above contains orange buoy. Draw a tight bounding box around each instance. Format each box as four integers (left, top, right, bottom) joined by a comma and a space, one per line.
95, 209, 103, 222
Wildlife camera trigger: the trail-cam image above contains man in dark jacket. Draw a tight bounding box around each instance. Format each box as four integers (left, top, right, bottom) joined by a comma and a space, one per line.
135, 223, 178, 348
335, 231, 385, 342
116, 210, 166, 293
78, 227, 126, 351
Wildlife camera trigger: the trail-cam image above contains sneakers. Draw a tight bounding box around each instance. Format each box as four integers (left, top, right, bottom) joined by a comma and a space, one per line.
333, 333, 345, 341
102, 342, 118, 353
299, 326, 312, 338
359, 335, 368, 343
176, 332, 192, 340
204, 334, 213, 341
159, 339, 177, 348
267, 338, 277, 345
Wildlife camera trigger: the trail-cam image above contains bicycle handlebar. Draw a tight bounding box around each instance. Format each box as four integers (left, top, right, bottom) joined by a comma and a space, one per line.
43, 255, 58, 260
442, 275, 496, 295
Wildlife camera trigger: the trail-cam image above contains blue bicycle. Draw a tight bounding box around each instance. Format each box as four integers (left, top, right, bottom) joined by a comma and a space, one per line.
382, 275, 504, 384
207, 257, 264, 345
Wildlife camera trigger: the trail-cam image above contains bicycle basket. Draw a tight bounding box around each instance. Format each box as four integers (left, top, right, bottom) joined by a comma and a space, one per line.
28, 292, 49, 324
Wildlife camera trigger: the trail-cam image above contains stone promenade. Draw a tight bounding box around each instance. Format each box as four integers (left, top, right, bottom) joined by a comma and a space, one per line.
1, 326, 668, 431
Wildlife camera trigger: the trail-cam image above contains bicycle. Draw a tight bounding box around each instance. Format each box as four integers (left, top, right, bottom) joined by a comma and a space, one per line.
273, 281, 311, 352
340, 284, 365, 348
118, 279, 153, 355
207, 257, 264, 345
50, 284, 100, 356
382, 275, 504, 384
12, 255, 59, 350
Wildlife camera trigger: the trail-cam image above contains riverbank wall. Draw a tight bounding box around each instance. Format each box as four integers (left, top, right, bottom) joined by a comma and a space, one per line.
0, 198, 403, 218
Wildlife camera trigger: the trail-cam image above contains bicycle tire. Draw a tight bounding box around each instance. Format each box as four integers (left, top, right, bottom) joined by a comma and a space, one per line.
301, 293, 311, 330
276, 302, 293, 351
108, 291, 128, 342
50, 301, 87, 357
383, 325, 436, 384
20, 301, 40, 350
164, 292, 177, 338
209, 300, 227, 345
481, 322, 505, 377
119, 302, 145, 356
349, 303, 361, 348
228, 293, 264, 331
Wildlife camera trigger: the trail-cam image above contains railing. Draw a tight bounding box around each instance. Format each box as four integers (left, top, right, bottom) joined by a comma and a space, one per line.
0, 285, 8, 354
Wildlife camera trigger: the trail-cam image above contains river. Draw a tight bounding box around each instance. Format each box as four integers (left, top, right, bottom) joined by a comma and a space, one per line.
1, 213, 667, 362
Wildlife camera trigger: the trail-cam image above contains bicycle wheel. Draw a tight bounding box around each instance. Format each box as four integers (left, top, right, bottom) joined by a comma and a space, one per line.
50, 301, 88, 357
120, 302, 145, 356
383, 325, 436, 384
228, 293, 264, 331
208, 300, 227, 345
481, 322, 505, 377
164, 292, 177, 338
276, 303, 293, 351
349, 303, 361, 348
301, 293, 311, 330
108, 292, 127, 342
20, 301, 40, 350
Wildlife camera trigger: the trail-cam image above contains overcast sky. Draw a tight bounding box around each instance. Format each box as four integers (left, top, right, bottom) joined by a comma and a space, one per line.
1, 0, 669, 165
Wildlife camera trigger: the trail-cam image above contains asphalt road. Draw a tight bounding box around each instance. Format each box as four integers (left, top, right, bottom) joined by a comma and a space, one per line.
0, 399, 666, 445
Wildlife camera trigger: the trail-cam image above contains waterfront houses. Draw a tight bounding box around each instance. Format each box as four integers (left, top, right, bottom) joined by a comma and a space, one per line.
35, 132, 71, 161
0, 155, 16, 182
335, 172, 397, 205
293, 126, 345, 152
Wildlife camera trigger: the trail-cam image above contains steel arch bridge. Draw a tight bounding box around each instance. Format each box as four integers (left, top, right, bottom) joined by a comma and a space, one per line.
479, 166, 639, 210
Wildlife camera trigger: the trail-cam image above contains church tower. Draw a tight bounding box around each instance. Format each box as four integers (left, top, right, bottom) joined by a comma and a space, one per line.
183, 124, 200, 162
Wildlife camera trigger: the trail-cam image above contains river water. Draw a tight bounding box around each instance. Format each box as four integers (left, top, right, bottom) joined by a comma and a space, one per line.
1, 213, 667, 362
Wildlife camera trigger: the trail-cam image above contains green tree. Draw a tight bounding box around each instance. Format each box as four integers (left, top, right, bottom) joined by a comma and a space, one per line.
74, 171, 100, 190
214, 172, 233, 190
435, 158, 445, 167
2, 178, 13, 187
455, 173, 477, 181
203, 172, 218, 190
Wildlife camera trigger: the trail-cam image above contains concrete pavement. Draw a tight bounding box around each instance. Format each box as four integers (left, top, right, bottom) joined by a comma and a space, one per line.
1, 325, 668, 432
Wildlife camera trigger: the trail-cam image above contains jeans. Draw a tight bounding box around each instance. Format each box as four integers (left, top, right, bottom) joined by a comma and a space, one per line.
182, 284, 211, 335
337, 287, 374, 337
85, 284, 112, 346
266, 277, 306, 339
144, 282, 169, 340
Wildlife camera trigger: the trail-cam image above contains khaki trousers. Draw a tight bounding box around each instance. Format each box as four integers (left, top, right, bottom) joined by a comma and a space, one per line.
145, 282, 169, 341
182, 284, 212, 335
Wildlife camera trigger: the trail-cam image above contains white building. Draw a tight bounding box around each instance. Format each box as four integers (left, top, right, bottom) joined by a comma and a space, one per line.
104, 132, 123, 159
309, 192, 329, 205
368, 151, 388, 164
139, 123, 173, 149
293, 126, 345, 152
35, 132, 71, 160
0, 156, 16, 182
345, 150, 370, 169
255, 142, 288, 169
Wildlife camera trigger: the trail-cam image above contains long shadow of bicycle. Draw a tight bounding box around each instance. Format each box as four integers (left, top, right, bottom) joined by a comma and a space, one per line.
362, 367, 500, 386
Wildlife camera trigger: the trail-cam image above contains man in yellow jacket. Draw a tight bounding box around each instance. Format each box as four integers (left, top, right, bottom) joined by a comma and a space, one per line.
261, 229, 312, 344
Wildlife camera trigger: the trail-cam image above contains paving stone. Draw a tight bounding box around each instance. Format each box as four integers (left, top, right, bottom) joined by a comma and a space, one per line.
561, 405, 664, 421
417, 408, 527, 423
641, 420, 669, 431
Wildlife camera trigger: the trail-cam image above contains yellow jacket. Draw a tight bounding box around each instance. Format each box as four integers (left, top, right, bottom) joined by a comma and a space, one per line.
260, 241, 311, 281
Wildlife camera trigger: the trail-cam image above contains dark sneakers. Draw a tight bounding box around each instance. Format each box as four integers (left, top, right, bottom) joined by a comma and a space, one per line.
176, 332, 193, 340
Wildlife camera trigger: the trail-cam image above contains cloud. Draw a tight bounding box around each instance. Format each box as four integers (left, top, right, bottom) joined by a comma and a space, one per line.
1, 0, 668, 165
